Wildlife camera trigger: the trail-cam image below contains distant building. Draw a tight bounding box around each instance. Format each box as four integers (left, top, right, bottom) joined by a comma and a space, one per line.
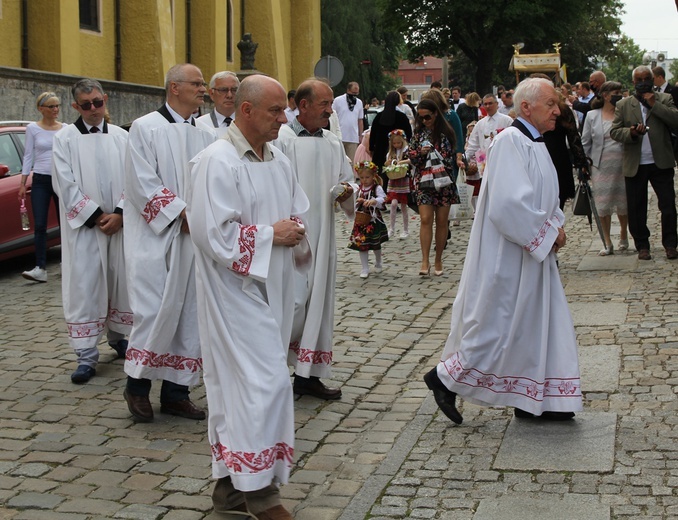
394, 57, 443, 101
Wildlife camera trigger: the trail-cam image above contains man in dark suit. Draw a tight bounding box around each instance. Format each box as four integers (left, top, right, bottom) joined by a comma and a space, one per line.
611, 65, 678, 260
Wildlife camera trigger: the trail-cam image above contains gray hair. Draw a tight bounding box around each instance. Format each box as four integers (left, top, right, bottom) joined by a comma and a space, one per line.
514, 78, 554, 118
71, 78, 104, 100
164, 63, 197, 90
482, 93, 497, 103
209, 71, 240, 89
632, 65, 652, 80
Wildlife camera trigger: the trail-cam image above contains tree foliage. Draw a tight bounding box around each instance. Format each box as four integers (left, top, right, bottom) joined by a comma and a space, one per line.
600, 35, 646, 89
320, 0, 404, 100
669, 60, 678, 82
382, 0, 626, 94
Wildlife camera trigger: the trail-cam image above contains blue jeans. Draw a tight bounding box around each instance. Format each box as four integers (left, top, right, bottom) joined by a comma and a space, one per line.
30, 173, 59, 268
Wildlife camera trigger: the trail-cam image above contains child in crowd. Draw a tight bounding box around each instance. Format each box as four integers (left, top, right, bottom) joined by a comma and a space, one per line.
385, 129, 411, 238
353, 128, 372, 165
348, 161, 388, 279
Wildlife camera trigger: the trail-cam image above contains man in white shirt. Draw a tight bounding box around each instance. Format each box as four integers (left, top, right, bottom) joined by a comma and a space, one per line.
450, 86, 466, 112
466, 94, 514, 175
196, 71, 239, 138
332, 81, 364, 162
284, 89, 299, 122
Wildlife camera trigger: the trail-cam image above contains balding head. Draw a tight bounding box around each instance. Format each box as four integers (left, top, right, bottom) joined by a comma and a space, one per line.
589, 71, 606, 93
232, 75, 287, 154
164, 63, 206, 118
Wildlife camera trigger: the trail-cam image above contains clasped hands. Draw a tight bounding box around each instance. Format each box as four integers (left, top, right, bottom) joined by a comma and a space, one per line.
273, 219, 306, 247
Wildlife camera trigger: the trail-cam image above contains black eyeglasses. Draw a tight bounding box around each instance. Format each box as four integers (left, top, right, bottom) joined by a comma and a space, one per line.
213, 87, 238, 94
418, 114, 433, 122
77, 99, 105, 111
177, 80, 208, 88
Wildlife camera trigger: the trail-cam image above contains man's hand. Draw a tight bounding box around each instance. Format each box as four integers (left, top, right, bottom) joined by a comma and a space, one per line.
178, 209, 190, 234
273, 219, 305, 247
629, 123, 648, 138
97, 213, 123, 235
640, 91, 655, 108
553, 227, 566, 252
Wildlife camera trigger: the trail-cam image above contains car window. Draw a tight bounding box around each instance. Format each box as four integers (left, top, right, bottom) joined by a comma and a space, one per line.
0, 133, 23, 174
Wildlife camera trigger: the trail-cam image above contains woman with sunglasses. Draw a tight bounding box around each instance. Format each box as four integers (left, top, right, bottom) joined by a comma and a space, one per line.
409, 98, 459, 276
18, 92, 66, 283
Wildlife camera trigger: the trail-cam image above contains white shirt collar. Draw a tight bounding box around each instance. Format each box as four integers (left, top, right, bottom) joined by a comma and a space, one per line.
166, 102, 194, 124
83, 120, 104, 133
517, 117, 542, 140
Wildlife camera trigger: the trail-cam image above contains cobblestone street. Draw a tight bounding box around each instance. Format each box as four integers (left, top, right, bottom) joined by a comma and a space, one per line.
1, 188, 677, 519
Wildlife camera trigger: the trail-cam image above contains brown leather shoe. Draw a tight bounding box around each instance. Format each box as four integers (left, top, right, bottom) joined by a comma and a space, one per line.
255, 505, 293, 520
666, 247, 678, 260
293, 375, 342, 400
638, 249, 652, 260
123, 389, 153, 422
160, 399, 206, 420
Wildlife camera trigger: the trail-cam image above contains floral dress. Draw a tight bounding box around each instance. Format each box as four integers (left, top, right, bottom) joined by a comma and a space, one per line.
408, 128, 459, 207
348, 184, 389, 251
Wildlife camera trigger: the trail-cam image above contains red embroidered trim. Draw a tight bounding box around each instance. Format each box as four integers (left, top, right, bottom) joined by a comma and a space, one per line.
142, 187, 176, 224
125, 347, 202, 372
231, 225, 257, 275
67, 318, 106, 338
108, 307, 133, 326
67, 196, 91, 221
442, 352, 581, 402
211, 442, 294, 474
524, 220, 552, 253
289, 342, 333, 365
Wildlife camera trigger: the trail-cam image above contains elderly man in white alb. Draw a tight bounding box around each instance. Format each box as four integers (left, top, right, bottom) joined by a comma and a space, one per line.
197, 70, 239, 138
51, 78, 132, 384
122, 63, 216, 423
274, 78, 355, 401
424, 77, 582, 424
189, 74, 309, 520
332, 81, 364, 162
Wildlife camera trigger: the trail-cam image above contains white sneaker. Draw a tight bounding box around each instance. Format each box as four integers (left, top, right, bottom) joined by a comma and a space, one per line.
388, 229, 394, 238
360, 270, 369, 279
374, 266, 383, 273
22, 266, 47, 283
400, 231, 409, 239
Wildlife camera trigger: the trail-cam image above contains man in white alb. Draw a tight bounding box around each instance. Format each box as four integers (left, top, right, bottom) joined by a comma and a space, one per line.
189, 74, 309, 520
122, 63, 216, 422
424, 77, 582, 423
196, 71, 239, 138
332, 81, 364, 162
274, 78, 355, 401
52, 78, 132, 385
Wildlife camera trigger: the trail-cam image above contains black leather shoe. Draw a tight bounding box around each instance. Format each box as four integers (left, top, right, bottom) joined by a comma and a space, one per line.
638, 249, 652, 260
514, 408, 536, 418
124, 389, 154, 422
160, 399, 206, 420
293, 376, 342, 400
423, 368, 463, 424
515, 408, 574, 421
666, 247, 678, 260
71, 365, 96, 384
109, 339, 128, 359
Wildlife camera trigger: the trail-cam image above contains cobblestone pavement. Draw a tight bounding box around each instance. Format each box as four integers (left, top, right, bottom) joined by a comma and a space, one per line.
1, 187, 677, 519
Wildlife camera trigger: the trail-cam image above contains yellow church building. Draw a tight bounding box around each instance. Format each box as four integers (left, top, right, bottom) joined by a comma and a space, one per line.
0, 0, 320, 91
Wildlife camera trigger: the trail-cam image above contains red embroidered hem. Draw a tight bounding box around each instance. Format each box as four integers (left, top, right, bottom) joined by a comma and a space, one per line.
212, 441, 294, 474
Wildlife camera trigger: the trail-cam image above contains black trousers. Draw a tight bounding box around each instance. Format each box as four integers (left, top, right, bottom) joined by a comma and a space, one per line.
126, 377, 189, 403
624, 163, 677, 251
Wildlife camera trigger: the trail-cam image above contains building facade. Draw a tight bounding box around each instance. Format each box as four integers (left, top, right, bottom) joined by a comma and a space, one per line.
0, 0, 320, 91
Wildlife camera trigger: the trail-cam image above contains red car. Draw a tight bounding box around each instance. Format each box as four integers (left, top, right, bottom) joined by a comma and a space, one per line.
0, 122, 60, 261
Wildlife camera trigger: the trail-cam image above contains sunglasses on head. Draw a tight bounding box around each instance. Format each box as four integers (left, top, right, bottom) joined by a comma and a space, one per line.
418, 114, 433, 122
77, 99, 105, 111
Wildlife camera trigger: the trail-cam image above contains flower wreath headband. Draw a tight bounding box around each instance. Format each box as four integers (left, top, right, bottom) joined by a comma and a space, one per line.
388, 129, 406, 139
354, 161, 378, 173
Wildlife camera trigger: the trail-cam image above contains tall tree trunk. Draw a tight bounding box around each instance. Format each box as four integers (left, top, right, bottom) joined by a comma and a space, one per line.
474, 48, 496, 95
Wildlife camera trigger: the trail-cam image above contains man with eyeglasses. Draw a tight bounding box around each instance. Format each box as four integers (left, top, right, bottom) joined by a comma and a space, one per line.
122, 63, 216, 422
610, 65, 678, 261
465, 94, 513, 201
196, 71, 239, 138
51, 78, 132, 385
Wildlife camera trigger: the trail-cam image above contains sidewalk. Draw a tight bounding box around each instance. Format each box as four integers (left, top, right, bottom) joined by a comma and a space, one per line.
0, 190, 676, 519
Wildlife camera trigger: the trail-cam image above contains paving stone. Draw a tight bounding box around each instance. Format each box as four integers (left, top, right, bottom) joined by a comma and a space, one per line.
494, 412, 617, 472
473, 495, 610, 520
570, 302, 628, 326
579, 345, 621, 393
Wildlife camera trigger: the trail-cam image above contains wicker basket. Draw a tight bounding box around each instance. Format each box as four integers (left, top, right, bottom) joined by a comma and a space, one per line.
384, 164, 408, 180
354, 210, 372, 225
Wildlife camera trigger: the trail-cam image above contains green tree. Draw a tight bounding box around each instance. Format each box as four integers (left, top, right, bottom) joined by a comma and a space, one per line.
382, 0, 625, 94
321, 0, 404, 101
669, 59, 678, 82
600, 34, 646, 89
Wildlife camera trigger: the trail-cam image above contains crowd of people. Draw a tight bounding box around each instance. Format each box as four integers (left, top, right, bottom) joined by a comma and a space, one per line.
15, 62, 678, 519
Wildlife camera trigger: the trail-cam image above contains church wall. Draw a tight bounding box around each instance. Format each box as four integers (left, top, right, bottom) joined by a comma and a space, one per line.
0, 0, 22, 68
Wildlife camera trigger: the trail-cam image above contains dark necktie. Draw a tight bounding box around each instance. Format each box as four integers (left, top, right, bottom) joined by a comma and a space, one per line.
224, 117, 232, 127
90, 127, 99, 133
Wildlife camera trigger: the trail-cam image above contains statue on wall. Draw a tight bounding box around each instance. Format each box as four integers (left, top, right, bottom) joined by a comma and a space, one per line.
237, 33, 258, 70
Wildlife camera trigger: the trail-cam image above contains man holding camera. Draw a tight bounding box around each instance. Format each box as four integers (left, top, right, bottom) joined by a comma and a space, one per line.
611, 65, 678, 261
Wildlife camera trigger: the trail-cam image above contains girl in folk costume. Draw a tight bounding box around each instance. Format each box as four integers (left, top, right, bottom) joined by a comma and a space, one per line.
385, 129, 412, 238
353, 128, 372, 165
348, 161, 389, 278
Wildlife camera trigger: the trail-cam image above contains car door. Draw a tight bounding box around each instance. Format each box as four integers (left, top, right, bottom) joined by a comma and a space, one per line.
0, 130, 34, 254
